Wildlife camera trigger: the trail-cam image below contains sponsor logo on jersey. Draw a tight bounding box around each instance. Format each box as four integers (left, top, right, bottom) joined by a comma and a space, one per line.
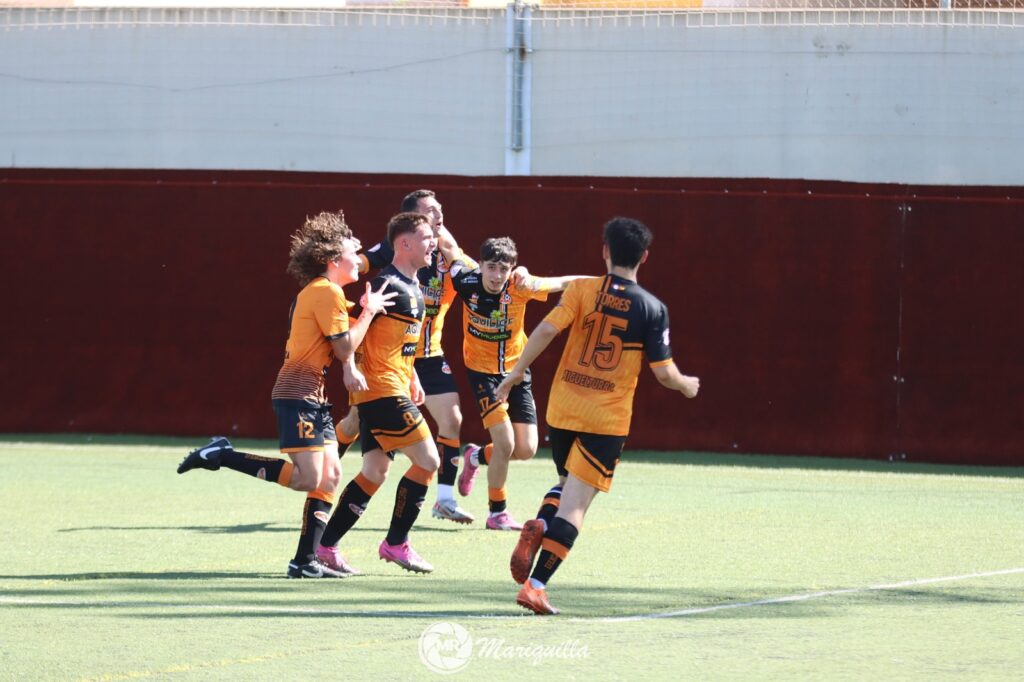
469, 310, 510, 332
402, 342, 418, 356
663, 328, 671, 345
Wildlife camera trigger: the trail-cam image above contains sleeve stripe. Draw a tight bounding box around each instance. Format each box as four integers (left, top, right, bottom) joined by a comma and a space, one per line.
648, 358, 673, 368
325, 330, 350, 341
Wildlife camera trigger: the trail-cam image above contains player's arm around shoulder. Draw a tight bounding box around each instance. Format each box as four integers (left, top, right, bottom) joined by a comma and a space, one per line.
435, 224, 470, 267
651, 362, 700, 399
515, 273, 590, 300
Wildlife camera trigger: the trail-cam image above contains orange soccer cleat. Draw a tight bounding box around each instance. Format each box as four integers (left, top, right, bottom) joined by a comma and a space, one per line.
510, 519, 545, 584
516, 581, 559, 616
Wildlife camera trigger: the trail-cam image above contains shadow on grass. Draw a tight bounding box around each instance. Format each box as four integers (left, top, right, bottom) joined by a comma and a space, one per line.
3, 434, 1021, 478
2, 573, 1021, 620
56, 523, 462, 536
58, 522, 295, 535
0, 571, 277, 582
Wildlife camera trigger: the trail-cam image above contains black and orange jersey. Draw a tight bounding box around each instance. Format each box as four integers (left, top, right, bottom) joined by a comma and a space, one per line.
544, 275, 673, 436
271, 277, 350, 404
349, 265, 425, 404
450, 264, 560, 375
358, 239, 393, 275
359, 240, 475, 359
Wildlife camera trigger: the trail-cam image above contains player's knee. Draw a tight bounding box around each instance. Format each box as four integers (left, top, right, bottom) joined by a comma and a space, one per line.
291, 469, 319, 492
323, 463, 343, 490
511, 443, 537, 461
362, 460, 389, 485
423, 451, 440, 472
339, 410, 359, 433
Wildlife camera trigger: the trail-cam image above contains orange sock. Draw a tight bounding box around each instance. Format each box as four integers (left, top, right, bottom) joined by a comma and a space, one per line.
488, 486, 507, 513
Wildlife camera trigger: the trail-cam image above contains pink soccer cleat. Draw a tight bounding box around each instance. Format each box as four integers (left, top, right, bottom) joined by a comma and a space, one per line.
315, 544, 362, 576
378, 540, 434, 573
458, 443, 481, 497
486, 510, 523, 531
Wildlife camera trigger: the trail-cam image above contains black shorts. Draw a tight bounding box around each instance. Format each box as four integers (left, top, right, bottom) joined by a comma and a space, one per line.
357, 395, 432, 457
414, 356, 459, 396
466, 368, 536, 429
548, 425, 626, 493
271, 398, 336, 453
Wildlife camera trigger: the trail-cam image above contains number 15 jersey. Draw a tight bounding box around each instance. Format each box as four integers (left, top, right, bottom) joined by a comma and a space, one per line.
544, 274, 673, 437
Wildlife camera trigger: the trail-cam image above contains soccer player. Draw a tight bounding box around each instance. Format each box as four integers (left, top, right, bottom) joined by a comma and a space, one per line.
317, 211, 442, 573
495, 217, 700, 614
448, 237, 584, 530
338, 189, 484, 525
176, 210, 395, 578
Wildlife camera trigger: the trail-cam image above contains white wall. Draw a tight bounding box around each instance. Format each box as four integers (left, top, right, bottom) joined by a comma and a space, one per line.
1, 7, 1022, 184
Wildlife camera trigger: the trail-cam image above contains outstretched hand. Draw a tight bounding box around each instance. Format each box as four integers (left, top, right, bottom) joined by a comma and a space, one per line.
360, 279, 398, 316
495, 368, 525, 403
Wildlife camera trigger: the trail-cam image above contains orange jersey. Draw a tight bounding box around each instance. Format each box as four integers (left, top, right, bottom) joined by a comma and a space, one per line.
350, 265, 425, 404
360, 240, 474, 359
450, 265, 559, 375
271, 277, 350, 404
544, 275, 674, 436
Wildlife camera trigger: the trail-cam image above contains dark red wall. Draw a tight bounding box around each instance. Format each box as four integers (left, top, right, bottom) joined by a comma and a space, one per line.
2, 169, 1021, 466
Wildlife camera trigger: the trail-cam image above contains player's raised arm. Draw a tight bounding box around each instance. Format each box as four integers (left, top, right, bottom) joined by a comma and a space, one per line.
651, 362, 700, 399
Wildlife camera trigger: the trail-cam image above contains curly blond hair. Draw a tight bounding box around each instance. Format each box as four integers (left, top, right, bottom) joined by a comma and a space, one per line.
286, 210, 353, 285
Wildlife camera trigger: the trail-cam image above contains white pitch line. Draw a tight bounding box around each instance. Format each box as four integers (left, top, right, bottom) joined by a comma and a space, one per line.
1, 567, 1021, 622
601, 567, 1024, 623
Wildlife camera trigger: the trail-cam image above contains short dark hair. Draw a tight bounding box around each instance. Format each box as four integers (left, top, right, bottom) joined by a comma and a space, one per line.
603, 217, 652, 268
480, 236, 518, 266
400, 189, 435, 213
387, 211, 430, 245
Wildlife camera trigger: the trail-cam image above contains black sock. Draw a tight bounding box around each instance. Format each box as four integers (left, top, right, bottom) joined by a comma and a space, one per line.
320, 475, 376, 547
385, 471, 430, 546
537, 485, 563, 527
220, 450, 287, 482
530, 516, 579, 586
293, 497, 332, 564
437, 438, 461, 486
